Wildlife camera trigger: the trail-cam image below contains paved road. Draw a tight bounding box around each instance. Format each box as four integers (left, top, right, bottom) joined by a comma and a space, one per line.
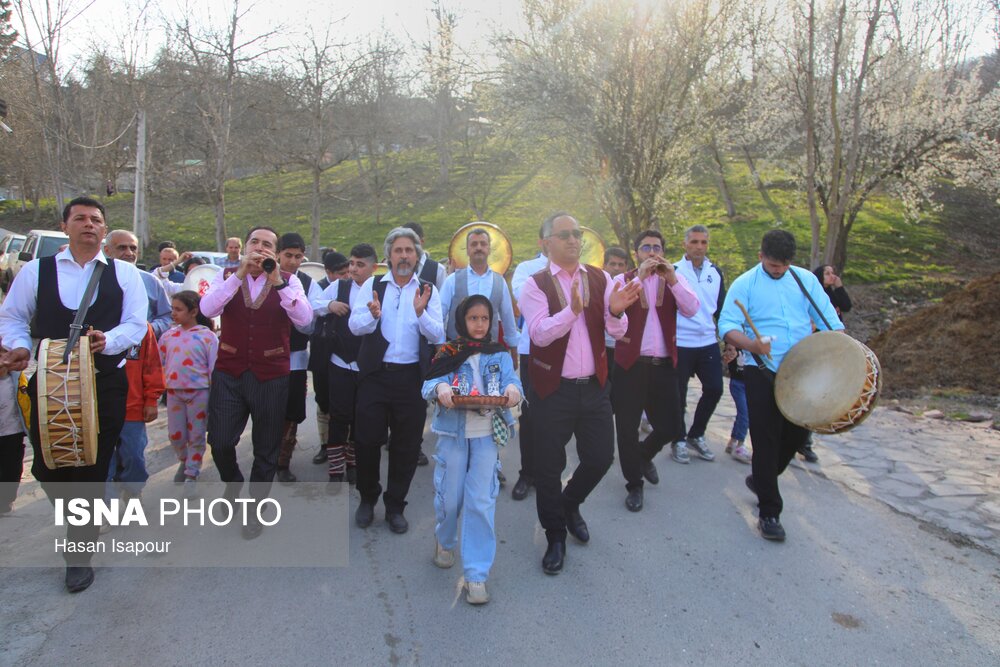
2, 387, 998, 665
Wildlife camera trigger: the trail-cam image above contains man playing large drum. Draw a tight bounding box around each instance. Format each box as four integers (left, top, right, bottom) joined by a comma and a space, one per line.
0, 196, 147, 592
717, 230, 843, 542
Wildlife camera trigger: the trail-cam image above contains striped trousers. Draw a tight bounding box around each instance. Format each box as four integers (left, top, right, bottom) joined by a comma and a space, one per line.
207, 370, 289, 492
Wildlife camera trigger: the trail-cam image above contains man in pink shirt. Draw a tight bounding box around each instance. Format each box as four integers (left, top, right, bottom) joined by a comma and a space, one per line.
611, 230, 699, 512
519, 212, 641, 575
200, 226, 313, 539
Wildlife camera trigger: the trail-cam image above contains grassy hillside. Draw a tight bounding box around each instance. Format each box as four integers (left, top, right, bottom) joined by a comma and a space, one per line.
1, 148, 984, 293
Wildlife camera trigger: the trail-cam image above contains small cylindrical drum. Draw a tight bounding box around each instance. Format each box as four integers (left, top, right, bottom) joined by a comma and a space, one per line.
36, 337, 99, 468
774, 331, 881, 434
182, 263, 222, 297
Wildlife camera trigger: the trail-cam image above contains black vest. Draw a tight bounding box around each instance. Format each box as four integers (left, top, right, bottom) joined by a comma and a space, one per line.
31, 255, 125, 374
356, 278, 434, 380
308, 277, 331, 372
289, 270, 313, 353
327, 279, 363, 364
419, 256, 440, 285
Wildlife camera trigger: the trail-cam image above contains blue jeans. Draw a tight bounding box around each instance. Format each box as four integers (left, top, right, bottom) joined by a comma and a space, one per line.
106, 420, 149, 498
433, 434, 501, 583
729, 378, 749, 441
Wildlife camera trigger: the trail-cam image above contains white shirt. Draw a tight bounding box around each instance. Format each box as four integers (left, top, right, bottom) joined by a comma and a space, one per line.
319, 278, 362, 371
440, 266, 520, 348
289, 279, 324, 371
0, 248, 148, 365
349, 273, 445, 363
674, 256, 725, 348
511, 254, 550, 355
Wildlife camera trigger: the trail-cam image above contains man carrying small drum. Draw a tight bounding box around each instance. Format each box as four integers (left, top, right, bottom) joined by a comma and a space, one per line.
717, 230, 843, 542
0, 196, 147, 592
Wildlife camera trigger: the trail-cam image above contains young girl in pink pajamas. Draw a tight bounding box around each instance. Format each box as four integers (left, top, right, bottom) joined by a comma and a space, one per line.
159, 290, 218, 495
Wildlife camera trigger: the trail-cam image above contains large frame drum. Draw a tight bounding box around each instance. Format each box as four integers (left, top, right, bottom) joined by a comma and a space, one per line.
774, 331, 881, 434
36, 337, 99, 468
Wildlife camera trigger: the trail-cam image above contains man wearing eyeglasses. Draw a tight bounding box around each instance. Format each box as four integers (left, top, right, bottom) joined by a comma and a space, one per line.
518, 212, 642, 575
671, 224, 727, 465
610, 231, 699, 512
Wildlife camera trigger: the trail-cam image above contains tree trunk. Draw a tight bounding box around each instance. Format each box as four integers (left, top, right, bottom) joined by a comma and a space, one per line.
708, 138, 736, 218
804, 0, 822, 268
310, 166, 322, 259
213, 184, 227, 252
742, 147, 783, 222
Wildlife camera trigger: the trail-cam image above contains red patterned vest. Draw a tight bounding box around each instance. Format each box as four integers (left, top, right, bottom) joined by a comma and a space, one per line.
613, 268, 678, 371
528, 265, 608, 399
214, 268, 294, 382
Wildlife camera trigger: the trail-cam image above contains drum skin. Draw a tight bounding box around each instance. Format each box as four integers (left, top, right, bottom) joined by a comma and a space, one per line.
36, 337, 99, 468
298, 262, 327, 283
448, 222, 514, 276
182, 263, 222, 297
775, 331, 881, 434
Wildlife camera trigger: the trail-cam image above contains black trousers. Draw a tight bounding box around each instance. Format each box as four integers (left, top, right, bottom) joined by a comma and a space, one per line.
517, 354, 535, 482
530, 378, 614, 543
0, 432, 26, 507
327, 362, 359, 445
354, 365, 426, 514
284, 369, 308, 423
675, 343, 724, 441
29, 368, 127, 564
606, 346, 615, 381
207, 370, 288, 495
313, 364, 329, 412
611, 359, 680, 491
744, 366, 810, 518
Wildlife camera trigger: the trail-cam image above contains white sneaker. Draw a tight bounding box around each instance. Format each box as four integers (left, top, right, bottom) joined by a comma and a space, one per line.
433, 542, 454, 569
687, 436, 716, 461
731, 442, 752, 464
183, 478, 199, 498
466, 580, 489, 605
671, 441, 690, 464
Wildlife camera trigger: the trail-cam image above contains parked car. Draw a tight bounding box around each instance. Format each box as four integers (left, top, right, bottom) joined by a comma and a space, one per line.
10, 229, 70, 283
0, 232, 26, 294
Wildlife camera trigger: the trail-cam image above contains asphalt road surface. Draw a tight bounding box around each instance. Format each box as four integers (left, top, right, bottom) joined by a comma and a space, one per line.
2, 403, 998, 666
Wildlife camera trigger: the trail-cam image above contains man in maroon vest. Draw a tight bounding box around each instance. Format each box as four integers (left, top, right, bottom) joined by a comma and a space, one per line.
200, 226, 313, 539
518, 212, 642, 575
611, 230, 699, 512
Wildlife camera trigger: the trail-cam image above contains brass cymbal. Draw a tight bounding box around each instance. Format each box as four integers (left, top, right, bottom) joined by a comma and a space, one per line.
579, 226, 607, 268
448, 222, 514, 276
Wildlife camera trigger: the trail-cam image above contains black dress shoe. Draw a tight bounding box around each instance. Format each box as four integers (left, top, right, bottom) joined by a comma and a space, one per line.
641, 460, 659, 485
276, 468, 297, 484
326, 473, 344, 495
565, 505, 590, 544
417, 450, 429, 466
625, 487, 643, 512
355, 502, 375, 528
745, 475, 757, 494
65, 565, 94, 593
798, 444, 819, 463
345, 467, 357, 486
542, 541, 565, 575
386, 512, 409, 534
511, 476, 532, 501
241, 517, 264, 540
312, 448, 328, 465
758, 516, 786, 541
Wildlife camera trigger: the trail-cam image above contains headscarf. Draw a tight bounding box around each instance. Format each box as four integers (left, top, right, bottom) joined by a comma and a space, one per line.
425, 294, 507, 380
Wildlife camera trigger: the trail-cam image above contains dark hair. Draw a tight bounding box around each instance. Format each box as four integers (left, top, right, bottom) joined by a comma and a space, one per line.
157, 241, 176, 252
278, 232, 306, 252
402, 222, 425, 239
172, 290, 214, 329
62, 196, 106, 223
455, 294, 494, 340
761, 229, 796, 262
350, 243, 378, 262
466, 227, 491, 245
633, 229, 664, 251
324, 251, 349, 273
245, 226, 278, 244
604, 246, 628, 264
180, 256, 207, 274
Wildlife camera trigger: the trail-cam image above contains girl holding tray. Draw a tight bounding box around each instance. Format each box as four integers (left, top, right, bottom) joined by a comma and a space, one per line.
422, 294, 522, 605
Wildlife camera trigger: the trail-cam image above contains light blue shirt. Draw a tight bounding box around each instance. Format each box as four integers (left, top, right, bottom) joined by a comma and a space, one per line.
440, 267, 519, 349
511, 254, 550, 355
349, 273, 445, 363
718, 264, 843, 373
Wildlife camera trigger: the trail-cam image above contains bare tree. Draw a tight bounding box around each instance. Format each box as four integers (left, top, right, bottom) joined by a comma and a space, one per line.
498, 0, 735, 250
172, 0, 280, 250
420, 0, 468, 186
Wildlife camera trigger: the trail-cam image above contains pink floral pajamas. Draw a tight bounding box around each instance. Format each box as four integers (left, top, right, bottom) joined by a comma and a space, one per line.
166, 388, 209, 478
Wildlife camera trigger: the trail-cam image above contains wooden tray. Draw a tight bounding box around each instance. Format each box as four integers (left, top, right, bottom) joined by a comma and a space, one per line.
451, 395, 508, 409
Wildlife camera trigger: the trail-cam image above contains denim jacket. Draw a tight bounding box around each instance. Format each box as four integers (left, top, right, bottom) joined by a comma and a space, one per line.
421, 350, 523, 440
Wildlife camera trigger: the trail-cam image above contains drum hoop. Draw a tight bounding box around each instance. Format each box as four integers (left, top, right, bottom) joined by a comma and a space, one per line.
37, 338, 98, 468
810, 345, 881, 434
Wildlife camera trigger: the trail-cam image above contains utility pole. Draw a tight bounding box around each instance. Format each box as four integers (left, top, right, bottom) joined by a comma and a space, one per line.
132, 107, 148, 253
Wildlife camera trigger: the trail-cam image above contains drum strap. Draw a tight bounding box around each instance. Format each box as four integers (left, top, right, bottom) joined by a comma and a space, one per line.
63, 262, 106, 364
789, 268, 834, 331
